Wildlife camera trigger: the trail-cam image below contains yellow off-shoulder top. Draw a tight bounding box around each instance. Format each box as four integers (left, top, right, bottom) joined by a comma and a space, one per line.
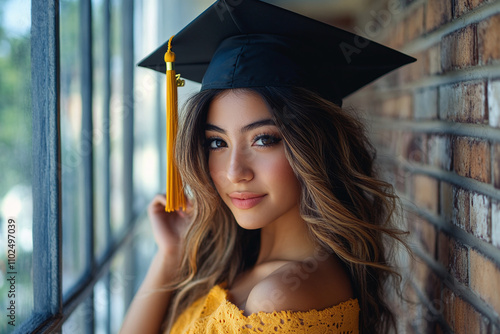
169, 284, 360, 333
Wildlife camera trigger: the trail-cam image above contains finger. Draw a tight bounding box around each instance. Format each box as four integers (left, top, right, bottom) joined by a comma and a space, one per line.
153, 194, 167, 206
148, 194, 167, 213
176, 197, 194, 218
185, 197, 194, 214
186, 197, 193, 209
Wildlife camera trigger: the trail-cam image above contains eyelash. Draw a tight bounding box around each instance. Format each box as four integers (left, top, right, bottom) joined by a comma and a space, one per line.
205, 132, 282, 151
252, 132, 282, 147
204, 137, 226, 151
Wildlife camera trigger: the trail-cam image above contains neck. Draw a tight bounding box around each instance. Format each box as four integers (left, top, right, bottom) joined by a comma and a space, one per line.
255, 206, 317, 265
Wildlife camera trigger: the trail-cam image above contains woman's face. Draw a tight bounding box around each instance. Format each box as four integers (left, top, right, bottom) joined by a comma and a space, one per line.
205, 90, 302, 230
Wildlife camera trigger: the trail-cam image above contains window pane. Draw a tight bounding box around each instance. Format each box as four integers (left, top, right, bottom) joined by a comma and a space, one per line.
0, 0, 33, 332
133, 0, 161, 211
132, 215, 157, 287
60, 0, 88, 295
110, 215, 157, 331
109, 247, 135, 333
62, 297, 94, 333
93, 0, 110, 260
110, 0, 126, 236
132, 83, 160, 210
94, 273, 110, 334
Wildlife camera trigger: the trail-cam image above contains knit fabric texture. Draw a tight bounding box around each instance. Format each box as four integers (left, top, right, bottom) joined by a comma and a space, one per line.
169, 284, 359, 333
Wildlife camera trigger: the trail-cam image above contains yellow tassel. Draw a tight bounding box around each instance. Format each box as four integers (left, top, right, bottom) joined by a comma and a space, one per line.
164, 36, 186, 212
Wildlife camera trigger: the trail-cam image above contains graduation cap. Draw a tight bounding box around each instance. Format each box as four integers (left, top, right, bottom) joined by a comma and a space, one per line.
138, 0, 416, 212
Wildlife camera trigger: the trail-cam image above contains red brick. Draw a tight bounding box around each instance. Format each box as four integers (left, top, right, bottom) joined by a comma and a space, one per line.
381, 96, 398, 118
430, 274, 443, 304
454, 0, 487, 18
428, 44, 441, 75
411, 216, 437, 256
442, 288, 455, 329
453, 295, 487, 334
413, 175, 439, 214
469, 139, 491, 183
391, 19, 405, 49
469, 192, 491, 242
453, 137, 471, 178
453, 187, 470, 229
416, 50, 429, 80
489, 79, 500, 128
452, 137, 490, 181
438, 232, 450, 268
493, 200, 500, 248
491, 200, 500, 248
439, 233, 469, 284
413, 256, 431, 293
395, 131, 409, 158
450, 239, 469, 285
421, 219, 437, 257
408, 134, 427, 163
440, 287, 489, 333
494, 143, 500, 188
478, 14, 500, 65
441, 182, 454, 223
463, 82, 486, 123
375, 70, 400, 91
427, 135, 452, 170
439, 84, 455, 120
381, 94, 412, 118
406, 5, 425, 41
414, 88, 438, 119
439, 82, 485, 123
382, 27, 395, 49
470, 249, 500, 315
399, 94, 413, 118
426, 0, 452, 32
402, 51, 425, 82
435, 323, 446, 334
441, 25, 478, 71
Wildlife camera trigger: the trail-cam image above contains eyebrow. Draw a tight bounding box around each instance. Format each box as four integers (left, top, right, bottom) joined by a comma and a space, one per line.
205, 119, 276, 134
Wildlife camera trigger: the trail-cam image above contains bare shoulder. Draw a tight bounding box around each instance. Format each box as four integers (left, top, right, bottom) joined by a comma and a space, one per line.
245, 256, 353, 315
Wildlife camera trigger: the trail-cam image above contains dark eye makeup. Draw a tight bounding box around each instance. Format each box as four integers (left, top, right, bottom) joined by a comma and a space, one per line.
252, 133, 282, 147
204, 132, 282, 151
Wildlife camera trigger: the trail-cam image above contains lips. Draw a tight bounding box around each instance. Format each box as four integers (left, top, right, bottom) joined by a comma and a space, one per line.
228, 192, 266, 210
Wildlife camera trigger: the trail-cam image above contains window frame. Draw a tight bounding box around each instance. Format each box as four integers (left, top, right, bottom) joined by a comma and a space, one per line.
14, 0, 141, 332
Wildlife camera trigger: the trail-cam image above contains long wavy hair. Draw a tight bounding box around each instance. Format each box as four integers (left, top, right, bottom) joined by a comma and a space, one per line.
164, 86, 408, 333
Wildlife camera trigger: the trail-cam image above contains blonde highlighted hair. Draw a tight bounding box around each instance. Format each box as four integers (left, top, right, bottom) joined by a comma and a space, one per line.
163, 87, 408, 333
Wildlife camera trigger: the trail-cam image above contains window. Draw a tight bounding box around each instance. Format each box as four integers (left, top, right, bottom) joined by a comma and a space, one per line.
0, 0, 203, 332
0, 0, 33, 331
0, 0, 184, 332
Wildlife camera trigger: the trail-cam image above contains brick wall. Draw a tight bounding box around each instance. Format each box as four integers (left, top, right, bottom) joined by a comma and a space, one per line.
343, 0, 500, 332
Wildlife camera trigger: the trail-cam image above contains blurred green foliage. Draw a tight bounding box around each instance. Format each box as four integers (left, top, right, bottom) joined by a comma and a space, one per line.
0, 0, 32, 200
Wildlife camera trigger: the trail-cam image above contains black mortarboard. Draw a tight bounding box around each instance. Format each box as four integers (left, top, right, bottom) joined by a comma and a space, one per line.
139, 0, 415, 212
138, 0, 415, 106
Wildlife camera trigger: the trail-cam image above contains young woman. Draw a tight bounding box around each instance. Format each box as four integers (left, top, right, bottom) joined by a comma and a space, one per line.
121, 1, 414, 333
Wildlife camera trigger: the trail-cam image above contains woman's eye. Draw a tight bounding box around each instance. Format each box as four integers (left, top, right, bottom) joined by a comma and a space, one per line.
253, 135, 282, 147
207, 138, 227, 150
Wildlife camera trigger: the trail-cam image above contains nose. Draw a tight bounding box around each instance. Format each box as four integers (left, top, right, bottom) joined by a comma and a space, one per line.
227, 147, 254, 184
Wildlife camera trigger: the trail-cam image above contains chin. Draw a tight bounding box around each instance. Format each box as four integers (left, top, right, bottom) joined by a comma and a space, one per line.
231, 212, 269, 230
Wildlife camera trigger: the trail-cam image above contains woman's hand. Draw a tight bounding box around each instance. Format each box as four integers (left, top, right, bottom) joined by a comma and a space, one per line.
119, 195, 192, 334
148, 194, 192, 262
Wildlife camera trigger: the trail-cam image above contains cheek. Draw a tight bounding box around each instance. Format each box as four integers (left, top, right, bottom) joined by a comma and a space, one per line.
208, 155, 226, 190
265, 153, 301, 193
